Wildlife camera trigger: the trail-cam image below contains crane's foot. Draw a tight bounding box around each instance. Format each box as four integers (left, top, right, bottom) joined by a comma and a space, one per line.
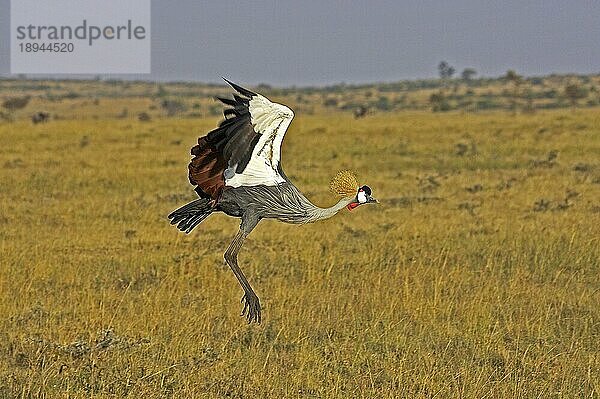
241, 291, 261, 324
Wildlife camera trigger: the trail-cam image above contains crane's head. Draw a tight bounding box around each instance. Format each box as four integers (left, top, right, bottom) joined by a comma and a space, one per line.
347, 184, 378, 210
329, 170, 378, 211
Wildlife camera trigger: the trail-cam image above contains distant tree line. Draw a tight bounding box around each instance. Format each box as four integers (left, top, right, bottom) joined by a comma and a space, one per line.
425, 61, 596, 114
0, 69, 598, 122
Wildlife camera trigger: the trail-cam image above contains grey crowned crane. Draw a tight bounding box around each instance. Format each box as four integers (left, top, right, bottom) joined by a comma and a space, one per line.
168, 79, 378, 324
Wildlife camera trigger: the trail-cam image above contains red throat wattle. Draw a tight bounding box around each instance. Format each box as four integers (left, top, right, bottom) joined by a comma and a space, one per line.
347, 202, 360, 211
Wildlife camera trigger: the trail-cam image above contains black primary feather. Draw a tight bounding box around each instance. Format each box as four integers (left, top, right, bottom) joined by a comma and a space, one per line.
223, 78, 256, 98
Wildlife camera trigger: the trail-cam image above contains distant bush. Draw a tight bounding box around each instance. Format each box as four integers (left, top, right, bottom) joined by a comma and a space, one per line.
537, 101, 567, 110
156, 85, 168, 97
528, 77, 544, 86
160, 99, 187, 116
586, 98, 600, 107
138, 112, 151, 122
353, 106, 368, 119
393, 95, 408, 108
390, 79, 444, 91
323, 97, 339, 107
461, 68, 477, 81
537, 89, 558, 99
564, 83, 588, 106
373, 96, 392, 111
339, 101, 364, 111
475, 99, 502, 110
62, 91, 81, 99
2, 96, 31, 111
31, 112, 50, 124
457, 99, 475, 111
25, 84, 52, 91
430, 92, 451, 112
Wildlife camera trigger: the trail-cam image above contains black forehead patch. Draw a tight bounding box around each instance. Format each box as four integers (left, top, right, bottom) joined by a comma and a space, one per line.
360, 185, 372, 195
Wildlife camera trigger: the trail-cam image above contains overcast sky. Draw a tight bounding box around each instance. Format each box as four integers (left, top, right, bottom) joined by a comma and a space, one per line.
1, 0, 598, 86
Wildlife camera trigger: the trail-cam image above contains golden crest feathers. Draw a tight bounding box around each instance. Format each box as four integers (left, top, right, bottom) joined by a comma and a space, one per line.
329, 170, 359, 197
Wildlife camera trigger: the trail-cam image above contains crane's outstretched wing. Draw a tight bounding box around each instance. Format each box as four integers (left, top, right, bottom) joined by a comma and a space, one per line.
188, 79, 294, 200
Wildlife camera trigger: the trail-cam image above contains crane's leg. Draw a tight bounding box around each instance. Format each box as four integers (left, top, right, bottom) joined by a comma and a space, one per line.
224, 229, 261, 324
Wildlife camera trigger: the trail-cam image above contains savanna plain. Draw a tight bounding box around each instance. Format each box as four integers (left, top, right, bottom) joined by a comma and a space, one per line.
0, 82, 599, 398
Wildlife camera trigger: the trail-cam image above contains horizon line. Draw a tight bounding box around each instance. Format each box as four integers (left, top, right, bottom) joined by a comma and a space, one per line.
0, 71, 599, 90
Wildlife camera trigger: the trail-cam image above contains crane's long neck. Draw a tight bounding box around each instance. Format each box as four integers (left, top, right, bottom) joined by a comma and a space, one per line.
307, 196, 354, 223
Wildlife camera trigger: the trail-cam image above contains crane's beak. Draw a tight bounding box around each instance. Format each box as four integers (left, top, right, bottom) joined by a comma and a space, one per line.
367, 195, 379, 204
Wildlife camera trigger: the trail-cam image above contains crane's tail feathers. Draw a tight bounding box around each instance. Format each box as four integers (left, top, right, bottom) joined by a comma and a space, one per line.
168, 199, 213, 234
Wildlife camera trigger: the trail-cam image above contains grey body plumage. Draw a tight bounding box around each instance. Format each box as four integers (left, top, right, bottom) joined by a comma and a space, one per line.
168, 80, 377, 324
220, 182, 354, 225
170, 182, 354, 234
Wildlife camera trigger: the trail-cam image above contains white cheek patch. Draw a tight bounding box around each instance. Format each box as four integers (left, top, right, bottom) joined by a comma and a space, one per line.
357, 191, 367, 204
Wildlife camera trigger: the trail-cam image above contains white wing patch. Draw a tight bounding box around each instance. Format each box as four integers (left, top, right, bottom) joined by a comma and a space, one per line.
225, 94, 294, 188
